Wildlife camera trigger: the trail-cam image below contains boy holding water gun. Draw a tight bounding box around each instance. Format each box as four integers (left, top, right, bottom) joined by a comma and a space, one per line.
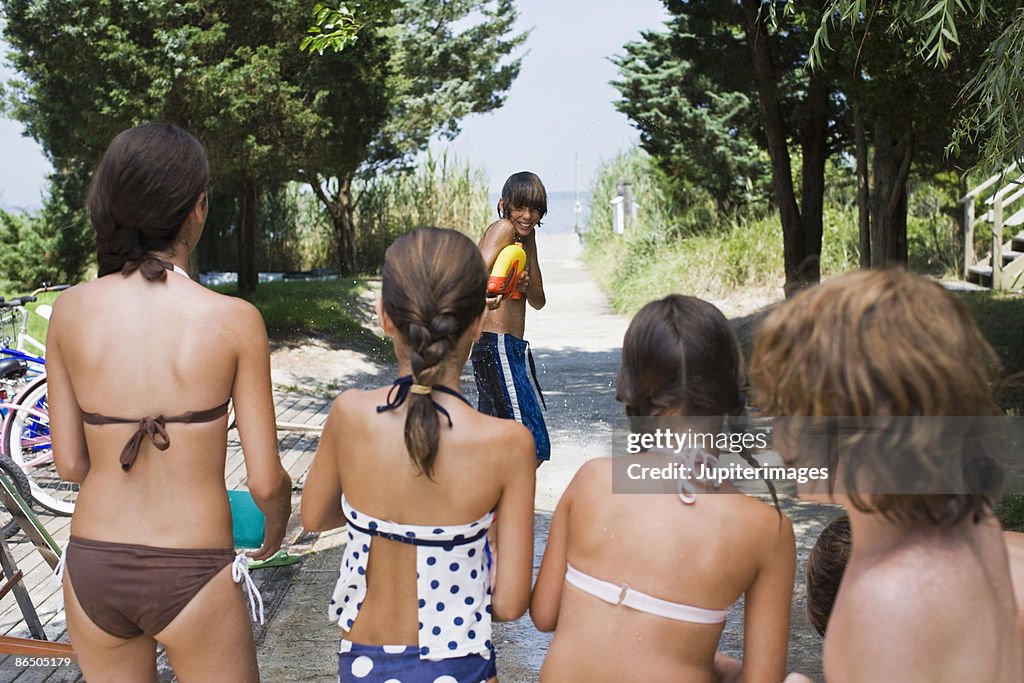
471, 171, 550, 464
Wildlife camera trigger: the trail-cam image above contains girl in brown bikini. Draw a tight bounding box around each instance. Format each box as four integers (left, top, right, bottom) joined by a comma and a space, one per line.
47, 124, 292, 681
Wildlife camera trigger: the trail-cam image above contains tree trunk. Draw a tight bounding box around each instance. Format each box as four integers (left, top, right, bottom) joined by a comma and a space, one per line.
740, 0, 811, 297
309, 173, 357, 276
799, 68, 828, 286
854, 106, 871, 268
869, 122, 914, 267
238, 180, 259, 295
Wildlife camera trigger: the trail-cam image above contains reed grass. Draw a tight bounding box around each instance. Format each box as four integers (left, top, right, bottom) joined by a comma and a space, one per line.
353, 150, 492, 271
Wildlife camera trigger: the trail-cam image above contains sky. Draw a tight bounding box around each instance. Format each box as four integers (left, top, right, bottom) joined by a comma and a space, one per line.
0, 0, 669, 210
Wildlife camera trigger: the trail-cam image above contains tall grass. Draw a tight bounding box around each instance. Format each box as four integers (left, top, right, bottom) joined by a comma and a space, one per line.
584, 148, 961, 314
353, 150, 492, 271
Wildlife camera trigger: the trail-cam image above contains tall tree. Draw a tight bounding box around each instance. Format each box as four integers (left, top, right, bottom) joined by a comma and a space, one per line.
614, 0, 839, 295
812, 0, 1024, 175
300, 0, 526, 274
2, 0, 320, 293
810, 2, 998, 265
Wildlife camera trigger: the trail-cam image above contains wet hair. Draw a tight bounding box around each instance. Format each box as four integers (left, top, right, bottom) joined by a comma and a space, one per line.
88, 123, 209, 276
751, 269, 1000, 525
381, 227, 487, 479
498, 171, 547, 222
805, 514, 851, 637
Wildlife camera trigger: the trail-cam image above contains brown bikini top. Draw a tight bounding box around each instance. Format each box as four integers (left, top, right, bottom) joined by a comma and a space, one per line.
81, 401, 231, 472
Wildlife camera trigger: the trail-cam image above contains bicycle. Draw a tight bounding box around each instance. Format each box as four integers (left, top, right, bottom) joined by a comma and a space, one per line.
2, 377, 76, 515
0, 286, 77, 515
0, 285, 65, 383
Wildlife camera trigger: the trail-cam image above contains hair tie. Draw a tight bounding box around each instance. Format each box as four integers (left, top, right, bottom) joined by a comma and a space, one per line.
377, 376, 472, 427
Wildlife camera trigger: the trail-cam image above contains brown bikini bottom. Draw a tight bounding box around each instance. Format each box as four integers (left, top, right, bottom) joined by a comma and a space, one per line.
65, 535, 235, 639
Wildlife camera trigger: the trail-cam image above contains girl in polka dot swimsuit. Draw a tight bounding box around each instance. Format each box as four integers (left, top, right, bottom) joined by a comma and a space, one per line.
302, 228, 537, 683
530, 295, 797, 682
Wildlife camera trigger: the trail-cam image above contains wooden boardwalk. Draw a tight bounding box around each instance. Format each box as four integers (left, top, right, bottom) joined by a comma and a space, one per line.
0, 390, 328, 682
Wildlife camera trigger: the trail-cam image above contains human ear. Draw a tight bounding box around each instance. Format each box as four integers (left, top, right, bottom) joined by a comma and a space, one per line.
192, 192, 209, 222
377, 298, 398, 337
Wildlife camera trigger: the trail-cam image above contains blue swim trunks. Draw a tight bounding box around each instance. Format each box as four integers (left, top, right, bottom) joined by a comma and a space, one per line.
338, 639, 497, 682
470, 331, 550, 462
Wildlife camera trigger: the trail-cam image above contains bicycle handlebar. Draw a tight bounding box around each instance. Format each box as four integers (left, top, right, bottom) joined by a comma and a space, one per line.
0, 296, 37, 308
30, 284, 70, 296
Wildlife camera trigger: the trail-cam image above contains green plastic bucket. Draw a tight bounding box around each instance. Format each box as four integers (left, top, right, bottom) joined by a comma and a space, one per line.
228, 490, 265, 549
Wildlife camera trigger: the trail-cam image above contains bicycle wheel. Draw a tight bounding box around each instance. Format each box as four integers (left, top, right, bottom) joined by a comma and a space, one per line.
0, 452, 33, 538
3, 376, 78, 515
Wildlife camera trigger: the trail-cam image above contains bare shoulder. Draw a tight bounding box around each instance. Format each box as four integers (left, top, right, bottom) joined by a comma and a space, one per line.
730, 493, 795, 554
827, 559, 953, 675
199, 290, 268, 339
480, 218, 515, 245
489, 415, 535, 466
327, 386, 383, 421
834, 552, 955, 642
561, 456, 613, 500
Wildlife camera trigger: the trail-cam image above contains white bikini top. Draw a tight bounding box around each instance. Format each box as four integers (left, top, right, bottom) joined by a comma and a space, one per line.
565, 563, 732, 624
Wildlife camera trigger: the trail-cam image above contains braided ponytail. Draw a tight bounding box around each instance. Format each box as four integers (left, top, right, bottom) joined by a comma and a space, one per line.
381, 228, 487, 478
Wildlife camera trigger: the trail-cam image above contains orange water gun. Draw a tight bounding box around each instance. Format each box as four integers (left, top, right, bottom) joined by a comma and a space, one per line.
487, 243, 527, 299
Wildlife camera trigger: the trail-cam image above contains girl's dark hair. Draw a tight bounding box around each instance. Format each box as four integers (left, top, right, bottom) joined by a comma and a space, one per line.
381, 227, 487, 478
617, 295, 778, 506
498, 171, 547, 221
616, 295, 745, 419
88, 123, 209, 276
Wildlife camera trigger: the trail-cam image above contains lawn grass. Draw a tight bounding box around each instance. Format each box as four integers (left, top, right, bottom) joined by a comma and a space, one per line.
214, 278, 393, 364
3, 278, 393, 364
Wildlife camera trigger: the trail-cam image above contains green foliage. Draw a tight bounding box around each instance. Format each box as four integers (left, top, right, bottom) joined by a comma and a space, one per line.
997, 494, 1024, 531
0, 166, 93, 290
213, 278, 392, 361
582, 148, 865, 314
0, 210, 50, 292
611, 4, 778, 209
811, 0, 1024, 175
301, 2, 375, 55
296, 0, 526, 273
352, 150, 490, 272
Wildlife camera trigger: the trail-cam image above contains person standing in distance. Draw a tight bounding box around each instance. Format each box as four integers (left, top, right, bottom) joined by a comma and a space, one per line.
471, 171, 550, 464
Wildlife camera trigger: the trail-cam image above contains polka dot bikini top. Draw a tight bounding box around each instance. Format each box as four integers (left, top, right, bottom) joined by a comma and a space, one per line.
330, 495, 496, 662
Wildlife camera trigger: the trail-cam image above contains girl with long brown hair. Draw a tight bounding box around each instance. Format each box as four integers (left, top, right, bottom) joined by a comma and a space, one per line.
301, 227, 536, 682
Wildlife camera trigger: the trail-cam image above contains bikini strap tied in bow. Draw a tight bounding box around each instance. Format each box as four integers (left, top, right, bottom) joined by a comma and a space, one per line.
81, 400, 230, 471
376, 375, 471, 427
121, 256, 176, 281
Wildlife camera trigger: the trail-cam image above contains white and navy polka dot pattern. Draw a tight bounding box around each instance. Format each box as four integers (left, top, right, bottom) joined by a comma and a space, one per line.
330, 496, 495, 663
337, 639, 496, 682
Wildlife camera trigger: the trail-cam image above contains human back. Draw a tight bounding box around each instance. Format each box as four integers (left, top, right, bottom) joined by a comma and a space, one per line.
47, 123, 291, 682
531, 295, 795, 683
541, 459, 792, 683
52, 272, 263, 547
301, 227, 536, 681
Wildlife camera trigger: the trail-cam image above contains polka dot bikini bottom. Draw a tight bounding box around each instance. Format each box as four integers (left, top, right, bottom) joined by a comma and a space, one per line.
338, 639, 497, 683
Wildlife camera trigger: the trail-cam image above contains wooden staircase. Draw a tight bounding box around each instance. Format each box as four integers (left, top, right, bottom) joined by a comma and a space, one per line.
962, 164, 1024, 289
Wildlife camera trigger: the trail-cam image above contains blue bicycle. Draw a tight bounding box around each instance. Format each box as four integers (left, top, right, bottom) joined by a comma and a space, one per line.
0, 286, 76, 515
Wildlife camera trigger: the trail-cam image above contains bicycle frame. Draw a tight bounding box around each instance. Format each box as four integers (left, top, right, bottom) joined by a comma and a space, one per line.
0, 402, 50, 468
